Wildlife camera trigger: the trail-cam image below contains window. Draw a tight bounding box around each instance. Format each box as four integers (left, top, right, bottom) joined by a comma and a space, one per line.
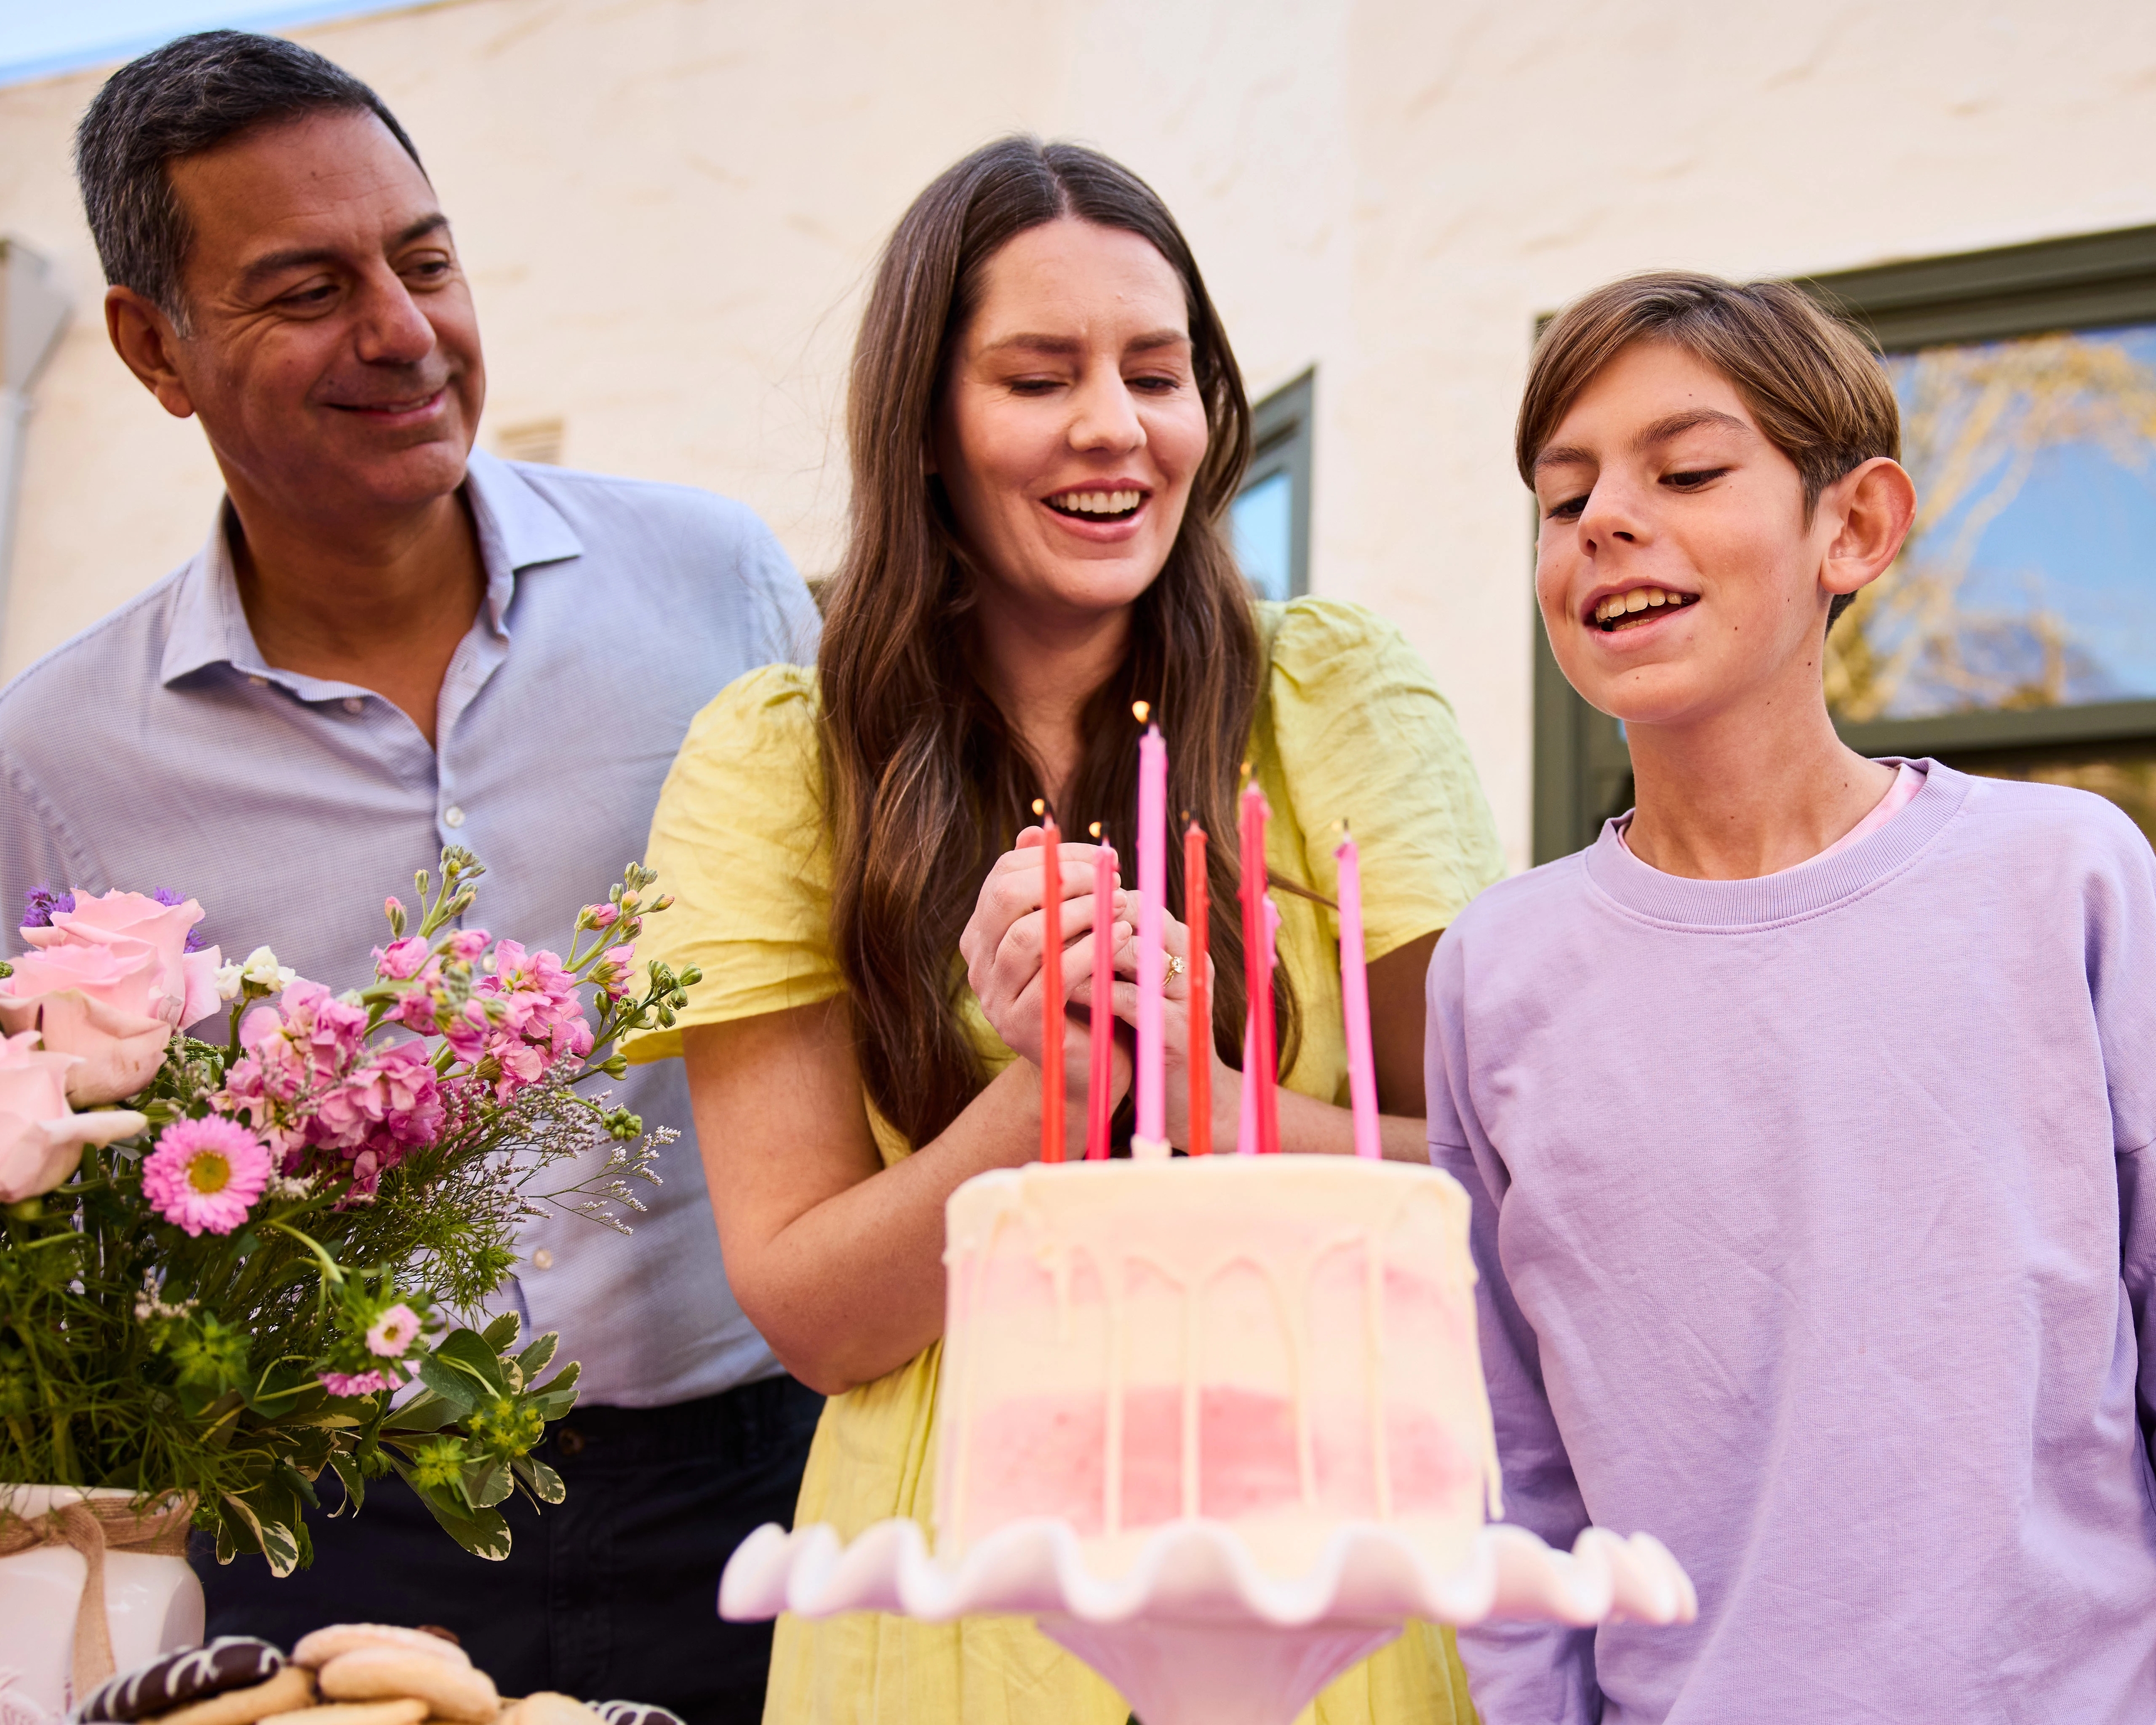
1532, 226, 2156, 861
1232, 370, 1314, 602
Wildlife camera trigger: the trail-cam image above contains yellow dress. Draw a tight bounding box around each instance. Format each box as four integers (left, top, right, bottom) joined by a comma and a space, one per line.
628, 597, 1506, 1725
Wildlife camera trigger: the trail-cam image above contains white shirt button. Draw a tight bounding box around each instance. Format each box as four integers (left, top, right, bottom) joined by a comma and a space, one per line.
531, 1248, 554, 1270
342, 697, 364, 715
443, 805, 465, 828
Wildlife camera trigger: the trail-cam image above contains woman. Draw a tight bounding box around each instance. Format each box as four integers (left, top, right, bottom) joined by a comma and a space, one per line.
628, 137, 1504, 1723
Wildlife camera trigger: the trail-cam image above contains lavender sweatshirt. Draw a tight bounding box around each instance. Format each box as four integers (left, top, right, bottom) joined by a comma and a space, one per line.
1426, 762, 2156, 1723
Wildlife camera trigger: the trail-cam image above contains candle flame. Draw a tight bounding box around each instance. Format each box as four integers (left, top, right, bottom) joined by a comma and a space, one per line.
1089, 821, 1102, 839
1132, 700, 1150, 724
1031, 798, 1045, 816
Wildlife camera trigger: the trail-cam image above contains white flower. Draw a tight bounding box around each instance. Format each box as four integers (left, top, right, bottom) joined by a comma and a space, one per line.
215, 962, 244, 1001
235, 946, 296, 997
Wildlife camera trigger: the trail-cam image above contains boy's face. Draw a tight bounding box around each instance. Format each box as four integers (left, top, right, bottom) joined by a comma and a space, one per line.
1531, 340, 1850, 729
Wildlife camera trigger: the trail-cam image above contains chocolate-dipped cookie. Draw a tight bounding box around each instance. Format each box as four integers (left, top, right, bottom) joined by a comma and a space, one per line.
155, 1665, 316, 1725
79, 1639, 286, 1722
591, 1705, 684, 1725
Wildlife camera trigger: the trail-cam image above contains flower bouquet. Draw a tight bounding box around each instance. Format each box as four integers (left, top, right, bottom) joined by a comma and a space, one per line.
0, 848, 697, 1574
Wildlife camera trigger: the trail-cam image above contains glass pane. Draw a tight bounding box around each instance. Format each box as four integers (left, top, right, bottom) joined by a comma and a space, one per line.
1231, 468, 1294, 602
1827, 322, 2156, 722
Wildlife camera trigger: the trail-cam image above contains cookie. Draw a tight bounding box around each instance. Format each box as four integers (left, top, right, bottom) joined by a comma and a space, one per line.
318, 1653, 496, 1725
153, 1668, 317, 1725
496, 1696, 600, 1725
80, 1639, 286, 1722
591, 1704, 684, 1725
291, 1631, 469, 1672
259, 1704, 428, 1725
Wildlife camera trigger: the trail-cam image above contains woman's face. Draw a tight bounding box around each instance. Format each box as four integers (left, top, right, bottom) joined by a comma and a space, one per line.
934, 218, 1211, 625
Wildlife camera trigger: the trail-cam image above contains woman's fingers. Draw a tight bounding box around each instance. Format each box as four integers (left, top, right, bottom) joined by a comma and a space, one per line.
1061, 920, 1135, 1007
964, 839, 1125, 999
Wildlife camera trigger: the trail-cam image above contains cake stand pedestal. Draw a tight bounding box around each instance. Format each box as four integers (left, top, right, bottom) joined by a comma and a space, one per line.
720, 1517, 1695, 1725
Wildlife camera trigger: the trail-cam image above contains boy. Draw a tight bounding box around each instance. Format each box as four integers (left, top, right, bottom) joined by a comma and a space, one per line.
1428, 273, 2156, 1722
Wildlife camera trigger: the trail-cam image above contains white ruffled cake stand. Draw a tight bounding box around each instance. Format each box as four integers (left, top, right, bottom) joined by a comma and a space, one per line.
720, 1516, 1696, 1725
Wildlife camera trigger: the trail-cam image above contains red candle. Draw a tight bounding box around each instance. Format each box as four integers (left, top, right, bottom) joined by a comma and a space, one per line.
1087, 827, 1116, 1161
1185, 819, 1210, 1157
1038, 804, 1064, 1164
1239, 781, 1280, 1155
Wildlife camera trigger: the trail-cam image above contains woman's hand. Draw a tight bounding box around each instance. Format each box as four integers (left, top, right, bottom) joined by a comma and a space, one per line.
961, 825, 1130, 1069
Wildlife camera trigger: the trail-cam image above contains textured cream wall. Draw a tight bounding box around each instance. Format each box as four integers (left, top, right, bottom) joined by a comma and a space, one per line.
3, 0, 2154, 868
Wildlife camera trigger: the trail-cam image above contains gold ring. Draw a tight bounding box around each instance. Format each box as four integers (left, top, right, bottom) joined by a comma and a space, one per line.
1164, 953, 1186, 986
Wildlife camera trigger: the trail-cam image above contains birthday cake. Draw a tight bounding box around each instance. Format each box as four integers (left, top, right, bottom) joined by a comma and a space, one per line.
934, 1154, 1502, 1580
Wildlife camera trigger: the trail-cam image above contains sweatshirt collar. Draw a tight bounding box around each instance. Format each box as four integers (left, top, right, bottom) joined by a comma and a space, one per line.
1583, 759, 1972, 929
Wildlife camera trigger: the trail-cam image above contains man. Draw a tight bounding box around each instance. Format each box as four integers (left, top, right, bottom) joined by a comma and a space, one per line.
0, 32, 820, 1722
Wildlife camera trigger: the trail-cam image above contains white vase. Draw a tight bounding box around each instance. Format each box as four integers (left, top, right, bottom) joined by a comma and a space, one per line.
0, 1486, 204, 1725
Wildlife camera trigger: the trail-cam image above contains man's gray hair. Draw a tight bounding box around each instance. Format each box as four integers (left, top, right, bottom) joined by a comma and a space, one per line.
75, 30, 424, 330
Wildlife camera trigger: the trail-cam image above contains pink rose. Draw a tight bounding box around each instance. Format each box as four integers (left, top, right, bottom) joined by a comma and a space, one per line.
2, 890, 225, 1103
0, 942, 178, 1104
0, 1029, 148, 1202
24, 889, 222, 1029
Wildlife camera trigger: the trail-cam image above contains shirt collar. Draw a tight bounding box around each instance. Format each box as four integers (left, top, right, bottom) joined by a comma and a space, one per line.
159, 447, 584, 688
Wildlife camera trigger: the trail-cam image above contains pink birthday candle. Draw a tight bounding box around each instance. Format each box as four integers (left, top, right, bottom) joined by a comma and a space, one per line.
1239, 782, 1281, 1156
1038, 803, 1064, 1165
1236, 894, 1279, 1155
1185, 819, 1210, 1157
1134, 709, 1167, 1155
1335, 829, 1382, 1160
1087, 828, 1116, 1161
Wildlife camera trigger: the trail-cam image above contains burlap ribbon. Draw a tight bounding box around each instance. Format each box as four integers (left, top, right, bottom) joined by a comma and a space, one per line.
0, 1493, 195, 1699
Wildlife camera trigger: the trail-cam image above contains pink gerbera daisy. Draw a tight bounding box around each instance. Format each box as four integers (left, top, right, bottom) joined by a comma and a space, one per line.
366, 1303, 422, 1358
141, 1117, 272, 1237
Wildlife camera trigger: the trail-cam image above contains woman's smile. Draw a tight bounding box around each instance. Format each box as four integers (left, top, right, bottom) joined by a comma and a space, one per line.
1040, 481, 1152, 540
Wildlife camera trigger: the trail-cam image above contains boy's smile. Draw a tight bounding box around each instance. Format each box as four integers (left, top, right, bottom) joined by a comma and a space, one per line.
1588, 583, 1700, 632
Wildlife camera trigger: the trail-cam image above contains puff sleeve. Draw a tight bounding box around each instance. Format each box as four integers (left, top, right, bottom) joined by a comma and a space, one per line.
624, 664, 842, 1064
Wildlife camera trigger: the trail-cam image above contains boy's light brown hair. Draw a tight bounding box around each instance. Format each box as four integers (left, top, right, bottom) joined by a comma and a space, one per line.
1515, 271, 1901, 628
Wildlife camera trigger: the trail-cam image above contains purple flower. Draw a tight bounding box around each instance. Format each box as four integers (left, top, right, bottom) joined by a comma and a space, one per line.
20, 887, 74, 930
150, 888, 208, 952
141, 1116, 272, 1237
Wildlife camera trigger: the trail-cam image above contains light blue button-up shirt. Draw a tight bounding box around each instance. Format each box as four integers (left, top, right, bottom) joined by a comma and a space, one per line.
0, 449, 819, 1408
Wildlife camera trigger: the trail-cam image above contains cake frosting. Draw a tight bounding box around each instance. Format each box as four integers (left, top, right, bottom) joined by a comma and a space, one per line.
935, 1154, 1502, 1578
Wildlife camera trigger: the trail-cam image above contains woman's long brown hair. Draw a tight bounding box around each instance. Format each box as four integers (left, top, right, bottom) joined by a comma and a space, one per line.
819, 136, 1297, 1150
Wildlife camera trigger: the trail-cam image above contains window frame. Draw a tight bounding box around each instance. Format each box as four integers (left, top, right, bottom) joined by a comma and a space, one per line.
1531, 223, 2156, 864
1235, 368, 1315, 601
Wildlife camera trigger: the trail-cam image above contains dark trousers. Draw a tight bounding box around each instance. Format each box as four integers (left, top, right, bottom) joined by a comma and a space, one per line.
191, 1375, 822, 1725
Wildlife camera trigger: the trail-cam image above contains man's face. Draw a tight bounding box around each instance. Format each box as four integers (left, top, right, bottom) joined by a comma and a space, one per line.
149, 107, 483, 522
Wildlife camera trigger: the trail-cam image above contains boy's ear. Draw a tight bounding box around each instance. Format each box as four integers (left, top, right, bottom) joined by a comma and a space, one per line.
1819, 457, 1916, 601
